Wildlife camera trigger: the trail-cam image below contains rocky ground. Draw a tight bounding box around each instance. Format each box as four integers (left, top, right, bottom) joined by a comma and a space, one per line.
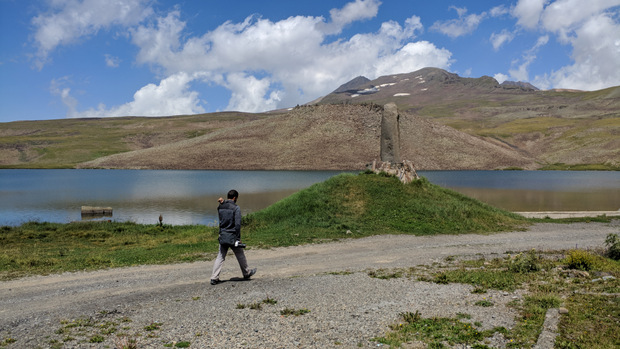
1, 221, 618, 348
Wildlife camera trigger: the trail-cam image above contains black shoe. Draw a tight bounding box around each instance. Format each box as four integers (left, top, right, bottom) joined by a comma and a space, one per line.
210, 279, 221, 285
244, 268, 257, 279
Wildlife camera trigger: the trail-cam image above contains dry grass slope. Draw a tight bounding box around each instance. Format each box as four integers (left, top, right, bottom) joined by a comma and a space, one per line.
80, 104, 537, 170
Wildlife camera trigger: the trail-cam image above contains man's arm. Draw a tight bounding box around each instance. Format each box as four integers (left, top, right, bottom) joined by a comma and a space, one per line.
235, 205, 242, 236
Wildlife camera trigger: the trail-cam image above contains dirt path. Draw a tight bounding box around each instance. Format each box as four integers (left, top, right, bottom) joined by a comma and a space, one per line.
1, 222, 618, 347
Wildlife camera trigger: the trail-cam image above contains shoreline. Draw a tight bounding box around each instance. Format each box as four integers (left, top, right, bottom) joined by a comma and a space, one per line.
515, 211, 620, 219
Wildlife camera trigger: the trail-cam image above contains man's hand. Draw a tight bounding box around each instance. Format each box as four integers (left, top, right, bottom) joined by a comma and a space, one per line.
217, 197, 224, 204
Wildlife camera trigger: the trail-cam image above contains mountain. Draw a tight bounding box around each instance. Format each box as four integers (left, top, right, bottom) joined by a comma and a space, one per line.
315, 67, 620, 169
332, 76, 371, 93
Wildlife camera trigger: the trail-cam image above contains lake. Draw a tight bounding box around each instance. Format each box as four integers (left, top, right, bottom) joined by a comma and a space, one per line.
0, 169, 618, 226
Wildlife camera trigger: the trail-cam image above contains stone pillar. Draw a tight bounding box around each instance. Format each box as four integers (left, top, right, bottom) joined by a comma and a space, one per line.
380, 102, 401, 163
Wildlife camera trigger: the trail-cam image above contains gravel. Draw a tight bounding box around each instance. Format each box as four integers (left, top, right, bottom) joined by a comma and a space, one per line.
1, 221, 618, 348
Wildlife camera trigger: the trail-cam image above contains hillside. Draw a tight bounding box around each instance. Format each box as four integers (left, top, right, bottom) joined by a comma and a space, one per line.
78, 104, 537, 170
0, 112, 266, 168
318, 67, 620, 169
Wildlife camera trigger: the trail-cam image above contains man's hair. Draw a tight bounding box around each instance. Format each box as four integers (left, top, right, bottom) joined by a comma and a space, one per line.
227, 189, 239, 199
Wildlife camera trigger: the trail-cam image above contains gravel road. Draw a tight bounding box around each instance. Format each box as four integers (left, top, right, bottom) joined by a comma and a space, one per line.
1, 221, 618, 348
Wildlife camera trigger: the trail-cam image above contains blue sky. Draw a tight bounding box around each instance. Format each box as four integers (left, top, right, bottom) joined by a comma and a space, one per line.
1, 0, 619, 122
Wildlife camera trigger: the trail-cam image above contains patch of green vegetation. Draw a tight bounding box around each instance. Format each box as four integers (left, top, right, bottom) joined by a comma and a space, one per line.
262, 297, 278, 305
474, 299, 494, 307
507, 295, 562, 347
368, 267, 416, 279
280, 308, 311, 316
144, 322, 162, 331
236, 297, 278, 310
539, 162, 620, 171
434, 269, 524, 291
605, 233, 620, 260
47, 314, 152, 348
565, 249, 598, 271
374, 310, 504, 348
556, 294, 619, 348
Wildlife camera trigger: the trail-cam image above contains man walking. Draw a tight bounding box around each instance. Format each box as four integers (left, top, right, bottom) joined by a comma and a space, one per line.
210, 189, 256, 285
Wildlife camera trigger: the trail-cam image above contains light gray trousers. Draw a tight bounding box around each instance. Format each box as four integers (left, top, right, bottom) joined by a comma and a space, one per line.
210, 244, 250, 280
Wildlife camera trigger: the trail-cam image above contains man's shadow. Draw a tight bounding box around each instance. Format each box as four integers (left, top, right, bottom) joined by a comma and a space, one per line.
225, 277, 253, 283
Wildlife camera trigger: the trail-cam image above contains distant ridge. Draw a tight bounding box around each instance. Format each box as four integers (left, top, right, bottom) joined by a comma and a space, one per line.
332, 76, 371, 93
500, 80, 539, 91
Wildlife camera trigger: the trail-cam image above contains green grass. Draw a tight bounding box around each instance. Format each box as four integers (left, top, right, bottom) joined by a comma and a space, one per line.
280, 308, 311, 316
539, 163, 620, 171
0, 222, 219, 279
375, 310, 502, 348
556, 294, 619, 349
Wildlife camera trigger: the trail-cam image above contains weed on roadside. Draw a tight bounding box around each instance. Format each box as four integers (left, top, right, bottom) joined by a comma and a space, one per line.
280, 308, 311, 316
47, 312, 155, 348
475, 299, 494, 307
367, 268, 414, 279
374, 311, 495, 348
236, 297, 278, 310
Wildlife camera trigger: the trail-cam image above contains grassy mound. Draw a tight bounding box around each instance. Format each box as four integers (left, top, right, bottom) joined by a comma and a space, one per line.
242, 172, 529, 247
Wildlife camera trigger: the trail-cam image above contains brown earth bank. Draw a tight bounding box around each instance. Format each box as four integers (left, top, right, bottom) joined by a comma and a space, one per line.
1, 222, 618, 348
79, 104, 538, 170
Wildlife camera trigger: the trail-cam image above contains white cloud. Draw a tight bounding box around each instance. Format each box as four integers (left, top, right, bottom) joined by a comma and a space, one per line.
430, 7, 486, 38
31, 0, 153, 69
511, 0, 620, 90
509, 35, 549, 81
41, 1, 454, 116
71, 72, 208, 118
513, 0, 547, 29
104, 54, 120, 68
320, 0, 381, 34
374, 41, 452, 77
494, 73, 510, 83
126, 4, 450, 114
490, 29, 515, 50
490, 5, 510, 17
534, 11, 620, 90
225, 73, 281, 112
50, 77, 78, 117
540, 0, 620, 40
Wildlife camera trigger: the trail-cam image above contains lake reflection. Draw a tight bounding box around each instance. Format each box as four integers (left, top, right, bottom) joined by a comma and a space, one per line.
0, 170, 618, 226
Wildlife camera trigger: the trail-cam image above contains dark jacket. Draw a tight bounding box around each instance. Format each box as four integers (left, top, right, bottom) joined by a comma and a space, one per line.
218, 200, 241, 246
